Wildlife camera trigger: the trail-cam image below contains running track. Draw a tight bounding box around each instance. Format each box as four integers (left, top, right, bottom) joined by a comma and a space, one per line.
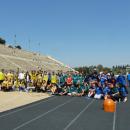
0, 89, 130, 130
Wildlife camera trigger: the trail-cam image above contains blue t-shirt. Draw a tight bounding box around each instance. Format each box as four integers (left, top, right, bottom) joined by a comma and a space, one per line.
127, 74, 130, 81
103, 86, 110, 95
95, 86, 102, 95
119, 87, 127, 97
116, 75, 126, 86
100, 76, 107, 85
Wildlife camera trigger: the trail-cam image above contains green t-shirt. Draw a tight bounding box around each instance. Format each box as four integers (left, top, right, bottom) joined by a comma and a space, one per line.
67, 86, 77, 93
73, 75, 78, 84
77, 75, 84, 85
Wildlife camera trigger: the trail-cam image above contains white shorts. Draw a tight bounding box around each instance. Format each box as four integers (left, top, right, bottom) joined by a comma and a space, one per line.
94, 94, 102, 99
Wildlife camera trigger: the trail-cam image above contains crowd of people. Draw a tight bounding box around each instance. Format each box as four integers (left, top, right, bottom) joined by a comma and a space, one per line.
0, 69, 129, 103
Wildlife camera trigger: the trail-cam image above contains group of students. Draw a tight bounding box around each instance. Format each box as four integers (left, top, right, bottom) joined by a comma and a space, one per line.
0, 69, 129, 102
56, 72, 128, 103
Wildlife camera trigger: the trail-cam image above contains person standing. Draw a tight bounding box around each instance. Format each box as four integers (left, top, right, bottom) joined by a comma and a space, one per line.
127, 72, 130, 87
0, 69, 5, 90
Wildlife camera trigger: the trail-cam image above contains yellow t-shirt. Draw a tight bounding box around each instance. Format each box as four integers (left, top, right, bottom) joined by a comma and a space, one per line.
2, 81, 8, 87
30, 73, 37, 81
51, 75, 57, 84
7, 73, 14, 80
37, 75, 43, 83
20, 81, 25, 87
7, 81, 13, 87
43, 75, 48, 82
14, 81, 20, 88
0, 72, 5, 81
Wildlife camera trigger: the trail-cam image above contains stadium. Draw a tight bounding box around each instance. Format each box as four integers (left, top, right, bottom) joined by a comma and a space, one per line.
0, 0, 130, 130
0, 44, 74, 72
0, 41, 130, 130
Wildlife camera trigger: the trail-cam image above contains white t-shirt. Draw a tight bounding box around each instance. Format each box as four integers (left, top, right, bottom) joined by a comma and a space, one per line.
18, 73, 25, 80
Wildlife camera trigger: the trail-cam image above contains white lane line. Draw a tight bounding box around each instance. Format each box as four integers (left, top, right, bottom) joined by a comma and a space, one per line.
13, 98, 75, 130
63, 100, 95, 130
113, 103, 117, 130
0, 96, 57, 118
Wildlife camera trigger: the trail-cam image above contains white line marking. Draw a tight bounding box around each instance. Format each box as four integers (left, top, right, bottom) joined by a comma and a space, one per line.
0, 96, 57, 118
113, 103, 117, 130
64, 100, 95, 130
13, 98, 75, 130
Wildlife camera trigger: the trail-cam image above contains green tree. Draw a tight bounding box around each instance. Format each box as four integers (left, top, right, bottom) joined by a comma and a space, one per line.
96, 64, 103, 72
8, 45, 13, 48
15, 45, 22, 49
0, 37, 6, 45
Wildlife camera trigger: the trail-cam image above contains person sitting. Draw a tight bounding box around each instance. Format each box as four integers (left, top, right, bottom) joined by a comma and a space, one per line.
82, 82, 89, 96
1, 77, 8, 91
35, 73, 43, 92
40, 80, 47, 92
94, 82, 103, 99
103, 83, 111, 100
19, 80, 26, 92
13, 78, 20, 91
109, 84, 120, 102
66, 74, 73, 87
50, 83, 58, 95
87, 81, 96, 98
7, 78, 13, 91
67, 85, 77, 96
76, 83, 85, 96
73, 73, 78, 87
58, 86, 68, 96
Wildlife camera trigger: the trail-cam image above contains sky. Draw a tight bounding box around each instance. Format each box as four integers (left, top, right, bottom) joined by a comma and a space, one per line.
0, 0, 130, 67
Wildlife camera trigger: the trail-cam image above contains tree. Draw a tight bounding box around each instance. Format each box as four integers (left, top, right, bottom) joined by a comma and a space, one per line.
96, 64, 103, 72
8, 45, 13, 49
102, 67, 111, 73
15, 45, 22, 50
0, 37, 6, 45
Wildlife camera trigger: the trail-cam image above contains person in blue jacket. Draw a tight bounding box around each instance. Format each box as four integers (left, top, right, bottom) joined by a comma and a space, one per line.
116, 74, 126, 86
127, 72, 130, 88
119, 83, 128, 102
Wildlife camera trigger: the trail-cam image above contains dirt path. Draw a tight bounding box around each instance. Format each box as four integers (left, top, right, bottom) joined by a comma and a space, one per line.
0, 91, 51, 112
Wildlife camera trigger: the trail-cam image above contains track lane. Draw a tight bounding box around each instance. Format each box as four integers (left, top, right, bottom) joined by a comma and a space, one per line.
14, 97, 94, 130
66, 100, 114, 130
0, 96, 73, 130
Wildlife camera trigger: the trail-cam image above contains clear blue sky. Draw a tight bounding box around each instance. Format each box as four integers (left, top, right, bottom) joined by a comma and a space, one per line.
0, 0, 130, 67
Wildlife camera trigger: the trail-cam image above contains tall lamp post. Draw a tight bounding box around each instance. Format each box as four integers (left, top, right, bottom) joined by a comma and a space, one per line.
13, 34, 17, 55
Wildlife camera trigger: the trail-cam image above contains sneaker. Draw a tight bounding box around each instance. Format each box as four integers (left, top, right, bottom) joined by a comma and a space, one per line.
123, 97, 128, 103
118, 98, 121, 103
